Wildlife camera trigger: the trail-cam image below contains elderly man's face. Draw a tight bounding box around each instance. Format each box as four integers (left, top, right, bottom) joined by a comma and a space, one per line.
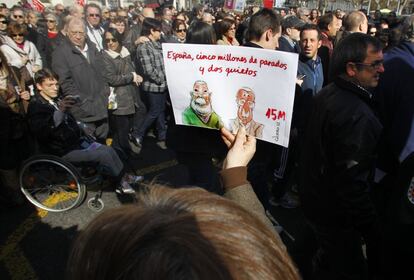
67, 23, 86, 48
191, 82, 212, 116
236, 89, 255, 125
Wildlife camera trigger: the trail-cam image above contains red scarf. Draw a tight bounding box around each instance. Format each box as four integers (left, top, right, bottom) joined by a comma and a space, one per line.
16, 42, 24, 50
48, 31, 58, 39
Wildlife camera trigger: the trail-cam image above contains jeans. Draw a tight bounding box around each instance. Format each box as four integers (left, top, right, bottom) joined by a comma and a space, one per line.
137, 91, 166, 141
62, 144, 124, 177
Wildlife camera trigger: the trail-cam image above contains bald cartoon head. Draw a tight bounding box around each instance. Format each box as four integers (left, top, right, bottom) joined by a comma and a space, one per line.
190, 80, 212, 118
236, 87, 255, 126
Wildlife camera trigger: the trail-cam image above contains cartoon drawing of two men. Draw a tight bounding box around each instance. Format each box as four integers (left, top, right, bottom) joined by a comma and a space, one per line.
182, 81, 263, 138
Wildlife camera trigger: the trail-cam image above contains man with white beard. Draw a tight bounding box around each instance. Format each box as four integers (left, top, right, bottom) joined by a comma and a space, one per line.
182, 80, 223, 129
230, 87, 263, 138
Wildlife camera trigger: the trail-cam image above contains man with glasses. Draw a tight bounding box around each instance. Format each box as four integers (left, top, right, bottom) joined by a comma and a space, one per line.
10, 7, 25, 25
84, 3, 104, 51
51, 17, 109, 142
299, 33, 385, 280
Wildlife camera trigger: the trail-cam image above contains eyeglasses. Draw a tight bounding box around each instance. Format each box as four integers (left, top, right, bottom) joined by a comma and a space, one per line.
0, 20, 7, 24
13, 15, 24, 19
88, 13, 100, 18
47, 20, 56, 23
352, 60, 384, 70
176, 29, 186, 33
69, 31, 85, 36
105, 38, 118, 43
11, 33, 24, 37
370, 32, 376, 35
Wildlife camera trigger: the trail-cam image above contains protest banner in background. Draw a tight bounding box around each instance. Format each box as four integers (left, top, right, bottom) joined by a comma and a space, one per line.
223, 0, 235, 10
233, 0, 246, 13
162, 44, 298, 148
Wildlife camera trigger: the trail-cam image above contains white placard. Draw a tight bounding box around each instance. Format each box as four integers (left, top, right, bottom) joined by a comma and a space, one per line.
163, 43, 298, 147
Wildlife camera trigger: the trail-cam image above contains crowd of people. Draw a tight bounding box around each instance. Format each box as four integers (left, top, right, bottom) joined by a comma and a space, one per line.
0, 1, 413, 279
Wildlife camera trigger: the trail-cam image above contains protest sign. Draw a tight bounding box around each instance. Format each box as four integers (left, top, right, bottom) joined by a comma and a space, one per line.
233, 0, 246, 12
163, 43, 298, 148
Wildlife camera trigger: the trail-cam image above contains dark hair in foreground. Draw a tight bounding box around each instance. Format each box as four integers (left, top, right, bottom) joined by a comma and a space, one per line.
141, 18, 161, 36
186, 21, 216, 44
247, 8, 281, 42
34, 68, 59, 85
67, 185, 300, 280
330, 32, 381, 80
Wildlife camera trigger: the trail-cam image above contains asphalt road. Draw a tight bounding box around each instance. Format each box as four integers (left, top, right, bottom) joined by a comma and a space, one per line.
0, 136, 316, 280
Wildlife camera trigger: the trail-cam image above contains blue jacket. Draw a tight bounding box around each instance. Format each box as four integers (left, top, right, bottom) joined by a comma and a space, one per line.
294, 55, 323, 134
297, 54, 324, 97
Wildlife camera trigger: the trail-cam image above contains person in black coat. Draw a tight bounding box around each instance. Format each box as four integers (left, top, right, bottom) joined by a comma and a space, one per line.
299, 33, 385, 279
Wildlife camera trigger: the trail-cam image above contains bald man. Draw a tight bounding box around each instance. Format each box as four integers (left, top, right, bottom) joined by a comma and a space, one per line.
335, 11, 368, 45
230, 87, 264, 138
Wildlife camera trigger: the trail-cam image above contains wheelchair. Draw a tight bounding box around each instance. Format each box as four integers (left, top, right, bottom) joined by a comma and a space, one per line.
19, 154, 107, 212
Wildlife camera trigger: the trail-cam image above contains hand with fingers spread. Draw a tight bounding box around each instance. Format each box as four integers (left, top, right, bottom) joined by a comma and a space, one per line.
221, 126, 256, 169
58, 95, 76, 112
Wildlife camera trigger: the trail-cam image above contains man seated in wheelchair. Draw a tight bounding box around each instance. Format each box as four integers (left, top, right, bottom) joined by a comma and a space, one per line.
27, 68, 142, 194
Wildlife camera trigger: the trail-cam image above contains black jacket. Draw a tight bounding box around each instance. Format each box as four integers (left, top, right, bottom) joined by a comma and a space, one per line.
278, 36, 301, 54
51, 39, 109, 123
27, 95, 81, 156
299, 77, 382, 233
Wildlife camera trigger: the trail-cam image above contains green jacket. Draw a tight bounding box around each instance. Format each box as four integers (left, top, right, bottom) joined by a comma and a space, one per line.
182, 107, 223, 129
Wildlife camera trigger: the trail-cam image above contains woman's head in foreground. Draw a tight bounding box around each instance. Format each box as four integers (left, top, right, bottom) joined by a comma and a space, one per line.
67, 185, 299, 280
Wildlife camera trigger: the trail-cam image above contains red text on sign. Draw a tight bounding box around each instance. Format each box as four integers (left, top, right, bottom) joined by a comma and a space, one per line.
266, 108, 286, 121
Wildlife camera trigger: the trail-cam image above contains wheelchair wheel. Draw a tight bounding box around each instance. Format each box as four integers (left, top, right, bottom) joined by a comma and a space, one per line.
20, 155, 86, 212
87, 197, 104, 212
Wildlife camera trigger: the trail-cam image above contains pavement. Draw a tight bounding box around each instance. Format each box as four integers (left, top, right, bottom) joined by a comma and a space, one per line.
0, 136, 317, 280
